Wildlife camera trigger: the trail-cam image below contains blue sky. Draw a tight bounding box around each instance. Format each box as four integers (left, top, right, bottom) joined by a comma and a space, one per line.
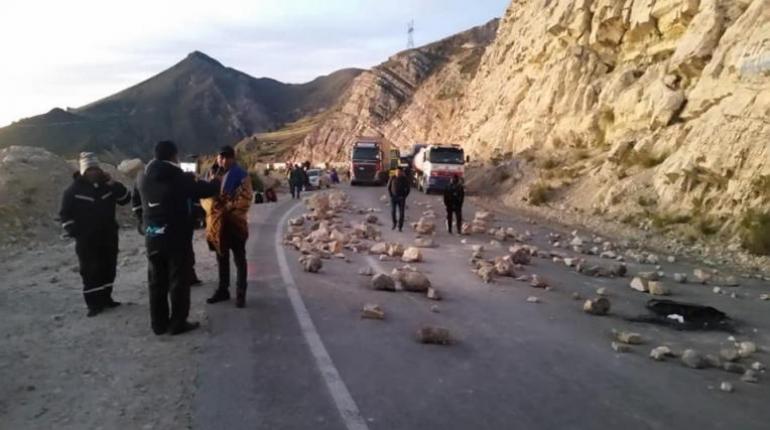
0, 0, 509, 126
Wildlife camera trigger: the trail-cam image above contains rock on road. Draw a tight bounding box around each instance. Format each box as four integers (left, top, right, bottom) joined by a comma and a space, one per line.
193, 184, 770, 430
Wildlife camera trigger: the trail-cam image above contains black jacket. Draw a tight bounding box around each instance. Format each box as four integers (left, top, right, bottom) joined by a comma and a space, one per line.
133, 160, 219, 244
59, 173, 131, 240
388, 175, 411, 199
443, 181, 465, 209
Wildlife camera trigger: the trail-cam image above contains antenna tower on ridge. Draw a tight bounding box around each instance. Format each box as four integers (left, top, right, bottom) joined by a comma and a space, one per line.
407, 20, 415, 49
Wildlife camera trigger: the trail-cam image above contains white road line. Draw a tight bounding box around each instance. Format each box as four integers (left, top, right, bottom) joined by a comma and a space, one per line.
275, 202, 370, 430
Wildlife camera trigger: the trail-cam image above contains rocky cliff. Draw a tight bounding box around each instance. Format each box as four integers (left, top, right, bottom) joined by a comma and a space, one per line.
283, 0, 768, 240
455, 0, 770, 233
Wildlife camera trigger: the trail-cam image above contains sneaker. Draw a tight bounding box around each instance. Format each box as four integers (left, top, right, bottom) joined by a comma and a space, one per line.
206, 289, 230, 304
169, 321, 200, 335
86, 307, 103, 318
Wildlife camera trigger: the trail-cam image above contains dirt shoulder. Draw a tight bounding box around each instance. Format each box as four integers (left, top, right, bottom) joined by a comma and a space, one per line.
0, 228, 218, 429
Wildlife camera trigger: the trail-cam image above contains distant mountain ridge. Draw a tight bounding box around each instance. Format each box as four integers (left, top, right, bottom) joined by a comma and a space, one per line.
0, 51, 362, 160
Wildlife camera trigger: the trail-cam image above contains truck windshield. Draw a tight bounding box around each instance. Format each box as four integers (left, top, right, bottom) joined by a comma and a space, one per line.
353, 147, 380, 160
429, 148, 464, 164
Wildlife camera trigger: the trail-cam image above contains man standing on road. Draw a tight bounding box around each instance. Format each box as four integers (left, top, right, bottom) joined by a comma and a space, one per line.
59, 153, 132, 317
203, 146, 253, 308
443, 175, 465, 234
387, 166, 411, 232
134, 141, 220, 335
289, 164, 306, 199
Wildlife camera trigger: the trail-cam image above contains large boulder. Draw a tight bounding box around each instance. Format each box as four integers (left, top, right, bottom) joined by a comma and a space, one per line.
371, 274, 396, 291
400, 271, 432, 292
401, 247, 423, 263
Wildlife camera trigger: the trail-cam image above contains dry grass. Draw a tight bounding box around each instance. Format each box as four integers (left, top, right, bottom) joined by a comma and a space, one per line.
527, 181, 553, 206
741, 210, 770, 255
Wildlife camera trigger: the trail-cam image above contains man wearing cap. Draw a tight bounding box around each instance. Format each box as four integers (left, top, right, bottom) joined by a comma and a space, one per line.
134, 141, 220, 335
59, 152, 132, 317
202, 146, 253, 308
387, 165, 411, 232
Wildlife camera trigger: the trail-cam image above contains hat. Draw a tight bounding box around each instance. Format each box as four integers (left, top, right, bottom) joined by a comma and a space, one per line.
79, 152, 100, 174
218, 145, 235, 158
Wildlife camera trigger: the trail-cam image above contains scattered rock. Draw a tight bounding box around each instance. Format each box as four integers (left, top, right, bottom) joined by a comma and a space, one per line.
358, 267, 374, 276
630, 277, 648, 292
414, 238, 435, 248
673, 273, 688, 283
647, 281, 669, 296
361, 304, 385, 320
611, 342, 632, 353
369, 242, 388, 255
426, 288, 441, 301
596, 287, 607, 296
365, 214, 379, 224
476, 264, 495, 284
371, 274, 396, 291
386, 243, 405, 257
583, 298, 610, 316
288, 217, 305, 227
615, 331, 643, 345
414, 217, 436, 235
572, 292, 583, 301
723, 362, 747, 374
416, 326, 452, 345
401, 247, 423, 263
720, 382, 734, 393
681, 349, 706, 369
526, 296, 540, 303
650, 346, 672, 361
637, 271, 660, 281
494, 257, 515, 277
720, 348, 740, 362
741, 370, 759, 383
751, 361, 765, 371
400, 271, 432, 292
430, 305, 440, 313
738, 341, 757, 358
693, 268, 712, 284
299, 255, 322, 273
530, 274, 548, 289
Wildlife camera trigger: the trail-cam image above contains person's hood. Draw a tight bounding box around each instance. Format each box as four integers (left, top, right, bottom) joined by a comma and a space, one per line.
145, 159, 181, 183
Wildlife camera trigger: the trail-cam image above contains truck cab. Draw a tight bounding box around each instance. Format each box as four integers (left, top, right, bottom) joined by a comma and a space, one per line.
350, 138, 390, 185
412, 144, 465, 194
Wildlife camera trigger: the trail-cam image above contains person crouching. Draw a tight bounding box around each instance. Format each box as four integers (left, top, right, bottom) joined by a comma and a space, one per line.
59, 152, 131, 317
204, 146, 253, 308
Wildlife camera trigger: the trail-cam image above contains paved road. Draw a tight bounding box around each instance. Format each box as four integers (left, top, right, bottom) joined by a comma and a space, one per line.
194, 185, 770, 430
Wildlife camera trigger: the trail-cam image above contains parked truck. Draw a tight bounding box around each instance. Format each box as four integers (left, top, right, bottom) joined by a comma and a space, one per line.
349, 137, 392, 186
412, 144, 465, 193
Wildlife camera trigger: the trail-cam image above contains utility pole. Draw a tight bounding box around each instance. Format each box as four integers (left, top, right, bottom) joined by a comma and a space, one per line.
407, 20, 415, 49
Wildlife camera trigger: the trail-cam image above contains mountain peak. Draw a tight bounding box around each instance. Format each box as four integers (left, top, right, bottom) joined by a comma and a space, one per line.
183, 50, 223, 67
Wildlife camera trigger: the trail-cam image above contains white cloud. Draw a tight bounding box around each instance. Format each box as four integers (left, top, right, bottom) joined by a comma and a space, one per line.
0, 0, 508, 126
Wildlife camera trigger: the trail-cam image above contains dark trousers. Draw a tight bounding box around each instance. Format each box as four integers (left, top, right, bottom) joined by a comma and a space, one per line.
291, 184, 302, 199
147, 237, 193, 334
76, 231, 118, 310
446, 206, 462, 233
391, 197, 406, 229
217, 227, 247, 292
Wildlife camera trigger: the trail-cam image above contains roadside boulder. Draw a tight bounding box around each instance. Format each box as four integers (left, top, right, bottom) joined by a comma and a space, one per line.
386, 242, 405, 257
414, 238, 435, 248
647, 281, 669, 296
693, 268, 712, 284
494, 256, 515, 277
630, 277, 649, 292
681, 349, 706, 369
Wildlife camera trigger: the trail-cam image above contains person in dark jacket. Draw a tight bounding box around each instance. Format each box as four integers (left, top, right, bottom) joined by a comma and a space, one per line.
387, 166, 411, 231
133, 141, 220, 335
288, 164, 306, 199
443, 175, 465, 234
59, 152, 132, 317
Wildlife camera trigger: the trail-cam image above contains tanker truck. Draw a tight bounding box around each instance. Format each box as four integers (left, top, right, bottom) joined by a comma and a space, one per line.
412, 144, 465, 194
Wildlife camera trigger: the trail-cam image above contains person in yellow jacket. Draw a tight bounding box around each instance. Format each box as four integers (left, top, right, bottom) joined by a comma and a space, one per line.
202, 146, 253, 308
